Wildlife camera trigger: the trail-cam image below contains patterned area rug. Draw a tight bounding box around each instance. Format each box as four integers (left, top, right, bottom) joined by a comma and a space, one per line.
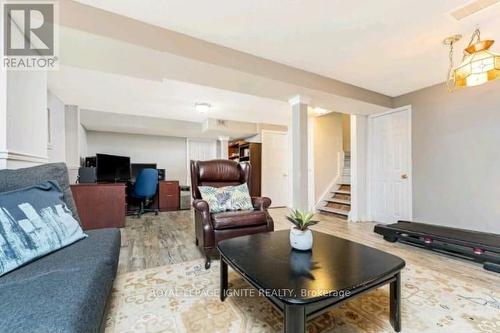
105, 258, 500, 333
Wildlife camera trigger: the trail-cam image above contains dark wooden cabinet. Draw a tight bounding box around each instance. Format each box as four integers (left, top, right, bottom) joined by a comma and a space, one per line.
242, 143, 261, 197
228, 142, 261, 196
70, 183, 126, 230
158, 180, 180, 211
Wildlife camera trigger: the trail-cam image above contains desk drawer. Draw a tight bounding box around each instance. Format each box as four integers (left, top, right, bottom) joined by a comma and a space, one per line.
159, 180, 180, 211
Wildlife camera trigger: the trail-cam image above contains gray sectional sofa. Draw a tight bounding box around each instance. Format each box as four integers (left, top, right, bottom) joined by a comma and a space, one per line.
0, 163, 121, 333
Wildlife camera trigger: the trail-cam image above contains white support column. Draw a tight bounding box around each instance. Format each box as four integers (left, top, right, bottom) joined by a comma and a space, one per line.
217, 136, 229, 159
289, 95, 311, 211
65, 105, 86, 182
350, 114, 369, 222
65, 105, 80, 169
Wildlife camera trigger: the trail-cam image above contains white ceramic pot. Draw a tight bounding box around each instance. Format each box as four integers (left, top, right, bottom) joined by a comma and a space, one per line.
289, 228, 313, 251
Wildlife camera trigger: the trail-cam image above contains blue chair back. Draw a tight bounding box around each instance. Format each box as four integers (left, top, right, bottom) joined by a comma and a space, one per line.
133, 168, 158, 198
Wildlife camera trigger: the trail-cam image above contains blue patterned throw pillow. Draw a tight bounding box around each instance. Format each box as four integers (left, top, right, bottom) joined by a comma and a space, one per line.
0, 181, 87, 276
199, 183, 253, 213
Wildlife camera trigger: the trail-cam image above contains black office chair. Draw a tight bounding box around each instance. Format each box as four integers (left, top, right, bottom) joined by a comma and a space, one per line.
128, 168, 159, 218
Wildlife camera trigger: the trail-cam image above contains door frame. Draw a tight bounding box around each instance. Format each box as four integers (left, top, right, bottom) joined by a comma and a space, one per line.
261, 129, 290, 207
367, 105, 413, 223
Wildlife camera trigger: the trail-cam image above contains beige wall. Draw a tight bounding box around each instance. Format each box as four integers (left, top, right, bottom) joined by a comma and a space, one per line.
342, 114, 351, 152
393, 80, 500, 233
313, 112, 343, 203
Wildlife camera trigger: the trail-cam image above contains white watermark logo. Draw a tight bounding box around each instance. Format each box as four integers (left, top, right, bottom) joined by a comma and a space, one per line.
2, 1, 58, 70
149, 287, 352, 299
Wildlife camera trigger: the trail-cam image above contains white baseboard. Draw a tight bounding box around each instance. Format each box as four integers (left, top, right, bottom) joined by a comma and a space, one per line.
0, 150, 48, 163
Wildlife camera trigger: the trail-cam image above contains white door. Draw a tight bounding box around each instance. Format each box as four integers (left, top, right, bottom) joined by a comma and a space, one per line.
262, 131, 289, 207
369, 106, 412, 223
186, 139, 217, 186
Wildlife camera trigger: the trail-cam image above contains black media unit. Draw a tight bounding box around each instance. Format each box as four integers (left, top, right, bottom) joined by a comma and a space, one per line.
374, 221, 500, 273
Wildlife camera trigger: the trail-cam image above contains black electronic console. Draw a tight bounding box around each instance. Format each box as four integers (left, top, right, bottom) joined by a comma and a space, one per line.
157, 169, 165, 181
77, 167, 97, 183
374, 221, 500, 273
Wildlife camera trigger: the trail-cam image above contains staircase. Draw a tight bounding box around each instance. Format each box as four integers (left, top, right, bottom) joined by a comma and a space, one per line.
318, 152, 351, 220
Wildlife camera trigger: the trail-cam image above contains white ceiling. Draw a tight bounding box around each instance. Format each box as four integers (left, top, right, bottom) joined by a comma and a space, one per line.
48, 65, 290, 125
75, 0, 500, 96
79, 109, 265, 139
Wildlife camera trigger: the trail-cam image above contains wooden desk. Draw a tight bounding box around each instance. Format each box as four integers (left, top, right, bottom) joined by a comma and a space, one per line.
71, 181, 180, 229
70, 183, 126, 230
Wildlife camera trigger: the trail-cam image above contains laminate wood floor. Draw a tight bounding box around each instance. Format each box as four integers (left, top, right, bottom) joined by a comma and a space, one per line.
118, 208, 500, 291
118, 210, 202, 274
112, 209, 500, 332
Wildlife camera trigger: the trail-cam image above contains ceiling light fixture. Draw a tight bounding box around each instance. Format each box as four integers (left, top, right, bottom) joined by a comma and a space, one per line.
313, 107, 329, 115
195, 102, 211, 113
444, 28, 500, 90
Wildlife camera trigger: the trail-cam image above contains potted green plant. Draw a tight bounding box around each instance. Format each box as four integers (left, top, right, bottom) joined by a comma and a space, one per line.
287, 209, 319, 251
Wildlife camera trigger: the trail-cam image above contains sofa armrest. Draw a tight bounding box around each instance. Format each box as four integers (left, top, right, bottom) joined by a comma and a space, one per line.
252, 197, 272, 211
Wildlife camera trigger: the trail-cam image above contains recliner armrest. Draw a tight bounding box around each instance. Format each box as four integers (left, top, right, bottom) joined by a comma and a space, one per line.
192, 199, 215, 251
192, 198, 213, 230
193, 199, 210, 213
251, 197, 272, 211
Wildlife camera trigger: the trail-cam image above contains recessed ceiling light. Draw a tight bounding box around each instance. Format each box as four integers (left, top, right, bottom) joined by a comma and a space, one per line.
314, 107, 329, 115
195, 103, 211, 113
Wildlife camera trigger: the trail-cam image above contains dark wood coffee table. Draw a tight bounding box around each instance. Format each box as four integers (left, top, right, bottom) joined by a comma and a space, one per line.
218, 230, 405, 333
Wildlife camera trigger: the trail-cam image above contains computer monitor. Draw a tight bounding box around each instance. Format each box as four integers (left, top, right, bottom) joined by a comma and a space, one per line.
84, 156, 97, 167
131, 163, 157, 181
95, 154, 131, 183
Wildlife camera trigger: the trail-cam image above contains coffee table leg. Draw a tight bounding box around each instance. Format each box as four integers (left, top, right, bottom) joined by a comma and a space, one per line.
220, 257, 228, 302
390, 272, 401, 332
284, 304, 306, 333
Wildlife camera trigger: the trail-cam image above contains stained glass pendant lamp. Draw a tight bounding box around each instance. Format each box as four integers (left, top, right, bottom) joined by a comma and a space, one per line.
444, 28, 500, 90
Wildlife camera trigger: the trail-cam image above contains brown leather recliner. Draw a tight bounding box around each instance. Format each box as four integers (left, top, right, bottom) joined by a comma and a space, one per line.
190, 159, 274, 269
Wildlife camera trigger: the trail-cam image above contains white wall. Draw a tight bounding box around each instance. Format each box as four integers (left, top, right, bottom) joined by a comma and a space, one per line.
0, 76, 5, 169
79, 123, 87, 159
0, 4, 48, 169
216, 137, 229, 159
4, 71, 48, 169
0, 69, 6, 169
47, 91, 66, 163
187, 138, 217, 185
86, 131, 188, 184
0, 4, 7, 169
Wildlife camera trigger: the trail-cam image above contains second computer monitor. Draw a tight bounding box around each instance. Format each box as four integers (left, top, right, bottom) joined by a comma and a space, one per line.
131, 163, 157, 181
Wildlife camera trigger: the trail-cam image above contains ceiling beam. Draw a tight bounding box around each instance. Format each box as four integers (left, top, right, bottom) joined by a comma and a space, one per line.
59, 0, 392, 112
